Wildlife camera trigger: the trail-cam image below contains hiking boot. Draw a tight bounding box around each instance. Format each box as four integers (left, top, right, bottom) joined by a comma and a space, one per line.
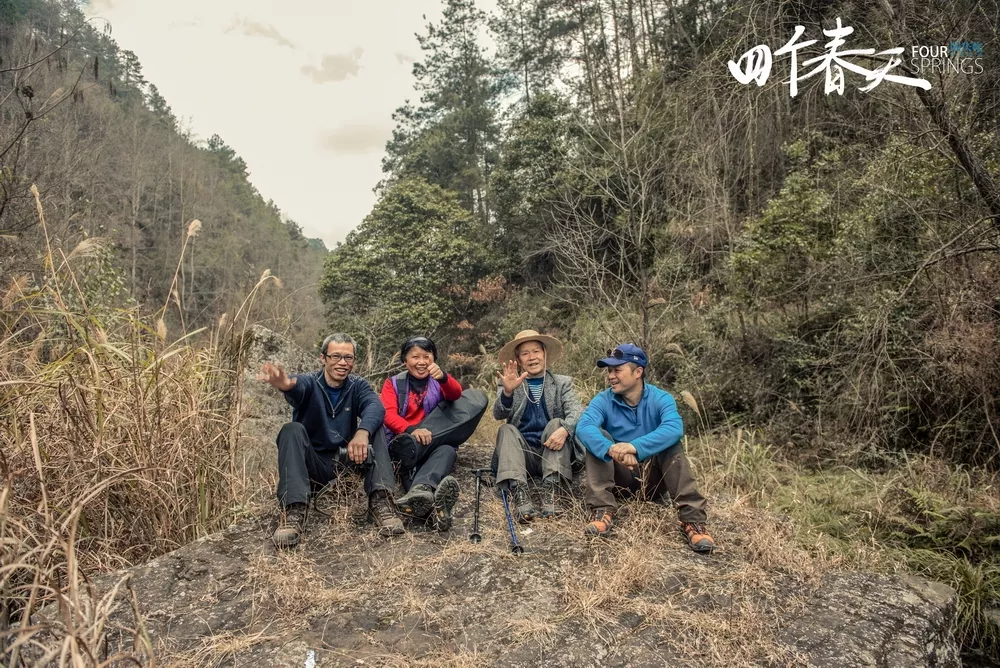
509, 481, 537, 523
584, 507, 615, 537
272, 502, 307, 548
433, 475, 460, 532
539, 474, 566, 518
395, 483, 435, 518
369, 492, 404, 536
680, 521, 715, 553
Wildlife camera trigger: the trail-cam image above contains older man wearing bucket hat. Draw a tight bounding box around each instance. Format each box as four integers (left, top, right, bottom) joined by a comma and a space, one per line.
491, 329, 586, 521
576, 343, 715, 553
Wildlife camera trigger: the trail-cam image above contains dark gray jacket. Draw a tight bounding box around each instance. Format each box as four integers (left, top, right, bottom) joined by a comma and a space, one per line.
493, 371, 586, 467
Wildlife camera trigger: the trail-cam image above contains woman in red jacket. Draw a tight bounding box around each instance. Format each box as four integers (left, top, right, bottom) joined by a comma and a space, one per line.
382, 336, 487, 531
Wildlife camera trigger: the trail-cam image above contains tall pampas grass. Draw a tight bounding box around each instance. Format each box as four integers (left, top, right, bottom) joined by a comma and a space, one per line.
158, 219, 202, 335
1, 190, 260, 665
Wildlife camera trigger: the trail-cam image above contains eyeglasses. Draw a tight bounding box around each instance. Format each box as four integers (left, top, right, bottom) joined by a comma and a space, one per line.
322, 353, 356, 363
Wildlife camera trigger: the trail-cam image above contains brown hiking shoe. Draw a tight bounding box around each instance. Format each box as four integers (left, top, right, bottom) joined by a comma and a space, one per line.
272, 503, 307, 548
584, 507, 615, 537
680, 521, 715, 553
369, 492, 404, 536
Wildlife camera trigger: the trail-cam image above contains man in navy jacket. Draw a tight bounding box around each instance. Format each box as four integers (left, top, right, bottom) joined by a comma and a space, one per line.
258, 332, 402, 546
576, 344, 714, 553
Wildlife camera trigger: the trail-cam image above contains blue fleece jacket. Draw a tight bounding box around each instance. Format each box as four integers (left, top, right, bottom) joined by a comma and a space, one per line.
576, 382, 684, 462
282, 371, 385, 461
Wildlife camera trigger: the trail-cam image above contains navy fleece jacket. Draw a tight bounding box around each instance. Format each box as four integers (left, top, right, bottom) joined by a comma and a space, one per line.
282, 371, 385, 461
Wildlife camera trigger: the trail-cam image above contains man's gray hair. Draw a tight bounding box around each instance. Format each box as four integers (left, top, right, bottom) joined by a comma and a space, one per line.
321, 333, 356, 356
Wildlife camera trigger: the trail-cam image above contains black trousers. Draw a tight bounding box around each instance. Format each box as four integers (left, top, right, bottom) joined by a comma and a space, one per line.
275, 422, 396, 507
391, 389, 488, 491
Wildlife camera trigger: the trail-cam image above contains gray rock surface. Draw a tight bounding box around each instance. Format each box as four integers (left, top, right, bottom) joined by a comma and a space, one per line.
781, 572, 960, 667
54, 507, 960, 667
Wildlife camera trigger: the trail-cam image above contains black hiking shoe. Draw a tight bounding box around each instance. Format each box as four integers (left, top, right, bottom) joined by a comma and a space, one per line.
272, 502, 308, 548
540, 474, 565, 518
509, 481, 537, 523
395, 483, 435, 519
368, 492, 404, 536
388, 433, 420, 470
433, 476, 460, 532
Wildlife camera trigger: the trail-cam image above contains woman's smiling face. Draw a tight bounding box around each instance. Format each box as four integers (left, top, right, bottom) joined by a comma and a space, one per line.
405, 346, 435, 379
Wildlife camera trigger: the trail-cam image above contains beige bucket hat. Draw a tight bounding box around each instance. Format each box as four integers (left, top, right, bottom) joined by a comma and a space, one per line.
498, 329, 564, 365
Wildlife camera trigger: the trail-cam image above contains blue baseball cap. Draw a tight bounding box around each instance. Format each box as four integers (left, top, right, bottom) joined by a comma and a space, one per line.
597, 344, 648, 368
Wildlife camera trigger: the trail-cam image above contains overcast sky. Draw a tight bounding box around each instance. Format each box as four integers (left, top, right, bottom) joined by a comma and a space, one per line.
84, 0, 496, 249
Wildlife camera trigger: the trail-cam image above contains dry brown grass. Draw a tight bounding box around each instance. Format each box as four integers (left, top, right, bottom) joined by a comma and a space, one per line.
215, 427, 836, 666
1, 187, 278, 665
247, 551, 359, 620
543, 496, 818, 666
335, 648, 484, 668
0, 470, 156, 666
2, 281, 253, 568
159, 629, 277, 668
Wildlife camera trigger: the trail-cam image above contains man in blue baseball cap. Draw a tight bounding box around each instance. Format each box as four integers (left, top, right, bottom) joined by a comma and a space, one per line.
575, 343, 714, 553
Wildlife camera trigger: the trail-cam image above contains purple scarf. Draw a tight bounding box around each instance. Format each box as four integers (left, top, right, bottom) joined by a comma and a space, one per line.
383, 372, 443, 440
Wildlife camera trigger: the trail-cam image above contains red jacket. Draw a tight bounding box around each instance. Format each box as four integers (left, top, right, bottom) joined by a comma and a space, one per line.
380, 373, 463, 435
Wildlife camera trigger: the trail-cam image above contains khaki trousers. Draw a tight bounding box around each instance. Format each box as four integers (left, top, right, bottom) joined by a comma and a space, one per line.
583, 443, 707, 523
493, 419, 573, 485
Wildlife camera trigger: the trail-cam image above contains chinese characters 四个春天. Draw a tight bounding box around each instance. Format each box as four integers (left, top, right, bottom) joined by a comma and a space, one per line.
728, 18, 932, 96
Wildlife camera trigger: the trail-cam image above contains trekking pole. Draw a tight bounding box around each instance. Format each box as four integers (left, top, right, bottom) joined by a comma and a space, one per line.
469, 468, 489, 543
500, 487, 524, 554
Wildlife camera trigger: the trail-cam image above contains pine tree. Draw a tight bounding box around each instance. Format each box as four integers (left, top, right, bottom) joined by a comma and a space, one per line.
382, 0, 511, 224
145, 84, 176, 130
490, 0, 571, 105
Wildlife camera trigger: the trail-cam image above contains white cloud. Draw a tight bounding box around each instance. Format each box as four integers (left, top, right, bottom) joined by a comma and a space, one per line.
320, 122, 393, 155
226, 17, 296, 49
301, 48, 364, 83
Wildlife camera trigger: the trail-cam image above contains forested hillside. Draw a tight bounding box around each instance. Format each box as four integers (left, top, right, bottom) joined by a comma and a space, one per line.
327, 0, 1000, 467
1, 0, 327, 345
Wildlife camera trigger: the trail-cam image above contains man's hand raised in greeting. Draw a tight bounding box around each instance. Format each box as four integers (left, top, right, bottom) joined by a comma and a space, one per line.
258, 362, 295, 392
497, 360, 528, 396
